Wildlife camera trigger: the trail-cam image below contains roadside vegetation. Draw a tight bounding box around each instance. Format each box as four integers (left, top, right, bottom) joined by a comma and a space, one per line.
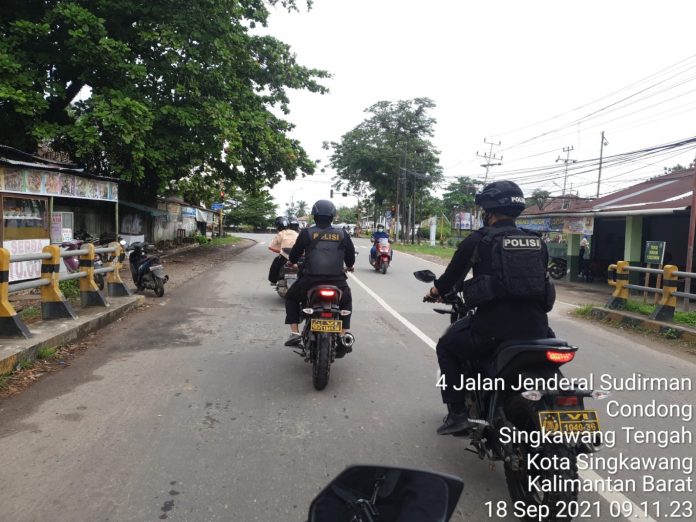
390, 243, 454, 261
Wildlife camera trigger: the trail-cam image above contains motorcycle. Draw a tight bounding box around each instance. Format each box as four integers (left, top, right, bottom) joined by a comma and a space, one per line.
308, 465, 464, 522
414, 269, 608, 521
127, 242, 169, 297
275, 248, 301, 298
61, 237, 105, 291
370, 238, 392, 274
295, 273, 354, 391
548, 257, 567, 280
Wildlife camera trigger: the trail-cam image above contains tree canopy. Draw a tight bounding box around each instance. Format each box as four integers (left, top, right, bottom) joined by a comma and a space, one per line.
441, 176, 481, 211
0, 0, 328, 201
225, 186, 277, 230
325, 98, 443, 205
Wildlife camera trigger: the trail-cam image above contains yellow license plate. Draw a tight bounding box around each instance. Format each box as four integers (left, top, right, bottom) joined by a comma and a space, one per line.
310, 319, 342, 333
538, 410, 600, 433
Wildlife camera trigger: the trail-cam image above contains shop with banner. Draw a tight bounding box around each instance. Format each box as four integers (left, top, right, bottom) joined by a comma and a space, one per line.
0, 162, 118, 282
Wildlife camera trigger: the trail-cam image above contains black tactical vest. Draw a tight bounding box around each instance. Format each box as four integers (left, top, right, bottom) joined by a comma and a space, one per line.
302, 226, 345, 277
462, 226, 550, 308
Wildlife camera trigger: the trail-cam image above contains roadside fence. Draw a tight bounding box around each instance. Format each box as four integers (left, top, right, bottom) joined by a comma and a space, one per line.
607, 261, 696, 322
0, 244, 131, 339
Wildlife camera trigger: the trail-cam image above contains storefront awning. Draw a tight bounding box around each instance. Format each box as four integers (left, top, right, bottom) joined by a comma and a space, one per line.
119, 200, 167, 216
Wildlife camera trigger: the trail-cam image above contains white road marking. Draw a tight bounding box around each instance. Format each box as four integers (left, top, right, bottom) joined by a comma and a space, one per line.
349, 270, 656, 522
348, 272, 436, 350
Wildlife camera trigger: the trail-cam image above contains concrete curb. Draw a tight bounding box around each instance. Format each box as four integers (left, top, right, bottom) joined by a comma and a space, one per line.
590, 306, 696, 342
0, 295, 144, 375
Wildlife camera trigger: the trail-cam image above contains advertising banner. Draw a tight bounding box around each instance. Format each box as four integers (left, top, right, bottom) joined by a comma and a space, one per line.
0, 167, 118, 201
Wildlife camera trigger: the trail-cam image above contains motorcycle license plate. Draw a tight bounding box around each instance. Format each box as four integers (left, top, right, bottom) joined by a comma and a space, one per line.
310, 319, 342, 333
538, 410, 600, 433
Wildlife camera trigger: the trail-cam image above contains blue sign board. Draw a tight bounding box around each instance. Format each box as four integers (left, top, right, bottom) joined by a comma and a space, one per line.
211, 203, 224, 211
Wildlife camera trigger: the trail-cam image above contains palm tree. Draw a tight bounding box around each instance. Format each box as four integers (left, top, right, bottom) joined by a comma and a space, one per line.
296, 200, 308, 217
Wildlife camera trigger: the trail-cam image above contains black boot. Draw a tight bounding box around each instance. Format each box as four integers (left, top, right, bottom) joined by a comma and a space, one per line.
436, 403, 473, 436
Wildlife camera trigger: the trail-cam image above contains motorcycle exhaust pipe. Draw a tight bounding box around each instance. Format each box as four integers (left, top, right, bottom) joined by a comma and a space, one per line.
342, 332, 355, 347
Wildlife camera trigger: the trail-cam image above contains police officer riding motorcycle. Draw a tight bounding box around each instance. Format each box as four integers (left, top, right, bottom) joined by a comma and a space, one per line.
284, 200, 356, 352
424, 180, 555, 435
268, 216, 298, 286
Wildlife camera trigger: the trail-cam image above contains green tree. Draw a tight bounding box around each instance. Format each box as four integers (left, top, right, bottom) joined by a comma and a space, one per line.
336, 205, 358, 223
225, 187, 277, 230
527, 188, 550, 209
296, 199, 308, 217
326, 98, 443, 204
442, 177, 481, 212
0, 0, 328, 200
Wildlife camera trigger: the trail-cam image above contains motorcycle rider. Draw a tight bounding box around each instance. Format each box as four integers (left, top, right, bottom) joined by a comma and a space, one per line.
370, 223, 391, 263
268, 216, 299, 285
288, 215, 301, 232
284, 200, 356, 351
424, 181, 554, 435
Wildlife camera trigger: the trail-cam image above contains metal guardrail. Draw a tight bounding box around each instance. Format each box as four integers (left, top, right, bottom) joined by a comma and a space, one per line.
607, 261, 696, 321
0, 243, 132, 339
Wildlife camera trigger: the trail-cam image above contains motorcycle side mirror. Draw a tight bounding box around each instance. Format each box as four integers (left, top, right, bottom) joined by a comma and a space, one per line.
308, 465, 463, 522
413, 270, 437, 283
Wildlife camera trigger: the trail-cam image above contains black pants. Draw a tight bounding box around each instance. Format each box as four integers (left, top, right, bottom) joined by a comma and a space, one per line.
436, 319, 556, 404
435, 317, 491, 404
285, 277, 352, 329
268, 255, 286, 284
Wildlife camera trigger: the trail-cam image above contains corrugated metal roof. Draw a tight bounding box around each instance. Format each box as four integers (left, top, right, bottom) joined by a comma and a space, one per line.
522, 169, 694, 217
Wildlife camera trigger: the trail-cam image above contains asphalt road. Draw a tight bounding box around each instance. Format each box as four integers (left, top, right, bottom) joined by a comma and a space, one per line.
0, 234, 694, 522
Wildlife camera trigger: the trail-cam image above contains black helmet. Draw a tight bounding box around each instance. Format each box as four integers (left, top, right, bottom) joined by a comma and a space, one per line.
311, 199, 336, 219
287, 215, 300, 231
474, 180, 526, 217
274, 216, 289, 231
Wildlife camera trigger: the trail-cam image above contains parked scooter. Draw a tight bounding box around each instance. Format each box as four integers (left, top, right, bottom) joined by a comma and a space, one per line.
61, 237, 105, 291
369, 237, 392, 274
127, 242, 168, 297
548, 256, 567, 280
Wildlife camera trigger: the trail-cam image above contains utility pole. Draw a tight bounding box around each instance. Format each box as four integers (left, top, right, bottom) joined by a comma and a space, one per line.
596, 131, 609, 198
556, 145, 577, 196
685, 154, 696, 310
476, 138, 503, 185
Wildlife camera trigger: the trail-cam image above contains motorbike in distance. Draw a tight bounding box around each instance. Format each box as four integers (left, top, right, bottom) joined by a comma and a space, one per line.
127, 242, 168, 297
369, 237, 392, 274
414, 269, 609, 521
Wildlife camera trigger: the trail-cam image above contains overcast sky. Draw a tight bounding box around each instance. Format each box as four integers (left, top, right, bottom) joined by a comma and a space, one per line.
265, 0, 696, 213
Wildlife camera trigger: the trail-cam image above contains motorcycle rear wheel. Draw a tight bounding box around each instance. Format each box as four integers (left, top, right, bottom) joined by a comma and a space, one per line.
549, 263, 566, 280
503, 388, 578, 521
312, 334, 331, 391
154, 277, 165, 297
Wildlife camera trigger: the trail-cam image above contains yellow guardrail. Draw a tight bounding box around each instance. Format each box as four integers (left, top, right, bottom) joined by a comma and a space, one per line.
0, 244, 130, 339
607, 261, 689, 321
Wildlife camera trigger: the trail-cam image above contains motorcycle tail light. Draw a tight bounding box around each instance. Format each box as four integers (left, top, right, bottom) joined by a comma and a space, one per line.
320, 311, 333, 318
555, 396, 578, 406
546, 350, 575, 363
319, 289, 336, 297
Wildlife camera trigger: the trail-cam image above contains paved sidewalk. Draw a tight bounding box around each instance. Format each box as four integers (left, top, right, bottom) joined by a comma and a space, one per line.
0, 295, 143, 375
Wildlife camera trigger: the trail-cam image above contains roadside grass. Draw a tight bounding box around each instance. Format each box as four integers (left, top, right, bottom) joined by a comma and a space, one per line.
391, 243, 455, 261
37, 346, 57, 359
573, 304, 594, 317
623, 299, 696, 328
0, 374, 9, 390
204, 235, 242, 248
19, 305, 41, 321
15, 357, 33, 371
59, 279, 80, 299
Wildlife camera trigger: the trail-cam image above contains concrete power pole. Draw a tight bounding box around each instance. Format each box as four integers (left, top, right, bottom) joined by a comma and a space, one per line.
556, 146, 577, 197
596, 131, 609, 198
476, 138, 503, 185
